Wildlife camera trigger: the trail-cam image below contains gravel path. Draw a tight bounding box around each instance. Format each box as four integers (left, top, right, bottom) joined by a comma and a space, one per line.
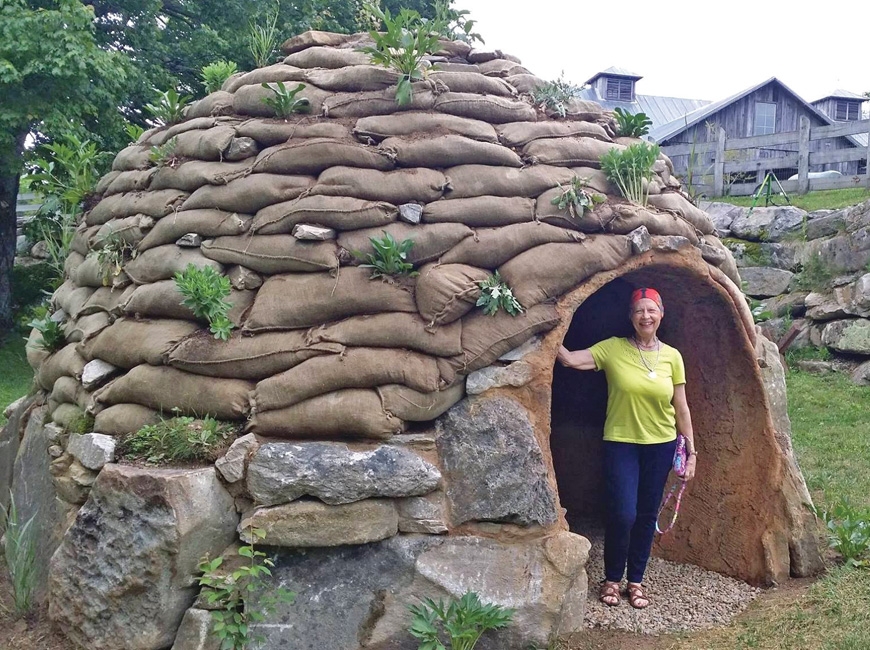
583, 532, 761, 635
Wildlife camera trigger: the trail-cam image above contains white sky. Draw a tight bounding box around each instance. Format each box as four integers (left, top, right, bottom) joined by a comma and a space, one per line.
462, 0, 869, 104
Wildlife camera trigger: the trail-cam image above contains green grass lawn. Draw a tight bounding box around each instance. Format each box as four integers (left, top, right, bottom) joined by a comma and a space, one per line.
0, 335, 34, 425
715, 187, 870, 212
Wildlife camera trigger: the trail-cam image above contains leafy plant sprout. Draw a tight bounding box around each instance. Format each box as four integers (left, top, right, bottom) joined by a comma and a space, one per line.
814, 498, 870, 567
408, 591, 514, 650
119, 415, 237, 464
476, 272, 523, 316
551, 176, 606, 219
95, 231, 137, 285
27, 314, 65, 352
149, 137, 180, 167
249, 3, 280, 68
1, 493, 38, 614
599, 142, 660, 206
356, 231, 418, 278
173, 264, 235, 340
201, 59, 239, 94
612, 107, 653, 138
145, 87, 192, 126
261, 82, 311, 118
531, 73, 583, 118
359, 3, 442, 106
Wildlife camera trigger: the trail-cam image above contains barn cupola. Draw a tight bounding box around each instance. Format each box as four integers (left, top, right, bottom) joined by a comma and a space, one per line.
584, 66, 642, 102
811, 89, 866, 122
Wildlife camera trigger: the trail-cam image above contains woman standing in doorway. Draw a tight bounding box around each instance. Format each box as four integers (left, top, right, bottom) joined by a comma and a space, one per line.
556, 287, 697, 609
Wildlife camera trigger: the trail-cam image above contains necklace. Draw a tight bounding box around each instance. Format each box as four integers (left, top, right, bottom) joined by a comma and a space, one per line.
631, 336, 661, 379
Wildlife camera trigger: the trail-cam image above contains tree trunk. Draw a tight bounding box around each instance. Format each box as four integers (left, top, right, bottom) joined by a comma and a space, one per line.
0, 131, 27, 339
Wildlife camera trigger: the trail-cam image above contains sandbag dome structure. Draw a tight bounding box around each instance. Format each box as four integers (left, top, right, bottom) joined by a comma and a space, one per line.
14, 29, 822, 650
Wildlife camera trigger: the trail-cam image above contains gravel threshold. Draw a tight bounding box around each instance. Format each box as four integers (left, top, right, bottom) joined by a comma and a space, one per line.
583, 533, 761, 634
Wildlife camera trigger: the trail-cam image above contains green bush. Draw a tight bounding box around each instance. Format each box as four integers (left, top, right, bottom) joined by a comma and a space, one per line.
476, 272, 522, 316
531, 73, 583, 118
201, 60, 239, 94
261, 81, 311, 118
174, 264, 235, 340
145, 87, 192, 125
816, 499, 870, 567
12, 262, 56, 312
408, 591, 514, 650
599, 142, 660, 206
612, 107, 652, 138
248, 5, 280, 68
27, 315, 65, 352
118, 415, 237, 464
356, 232, 418, 278
149, 137, 180, 167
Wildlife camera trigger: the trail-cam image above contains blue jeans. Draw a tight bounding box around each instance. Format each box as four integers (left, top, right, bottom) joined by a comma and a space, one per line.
602, 439, 677, 583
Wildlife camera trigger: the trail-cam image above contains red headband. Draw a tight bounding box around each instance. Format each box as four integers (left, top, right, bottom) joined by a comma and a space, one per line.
630, 288, 663, 310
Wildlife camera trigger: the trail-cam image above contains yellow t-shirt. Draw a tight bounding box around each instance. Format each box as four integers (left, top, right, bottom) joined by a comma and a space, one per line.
588, 336, 686, 444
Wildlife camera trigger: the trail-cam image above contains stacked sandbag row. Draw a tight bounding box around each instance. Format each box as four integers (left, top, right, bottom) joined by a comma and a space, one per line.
37, 30, 736, 442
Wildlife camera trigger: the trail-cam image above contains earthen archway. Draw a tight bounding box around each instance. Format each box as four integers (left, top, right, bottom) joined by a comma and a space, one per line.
541, 248, 812, 585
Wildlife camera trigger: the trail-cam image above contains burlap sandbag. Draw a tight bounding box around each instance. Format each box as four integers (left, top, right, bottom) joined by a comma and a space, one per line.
252, 347, 444, 412
93, 403, 162, 436
150, 160, 253, 193
69, 225, 100, 256
79, 285, 136, 317
311, 166, 449, 204
446, 164, 575, 199
50, 376, 82, 406
185, 91, 235, 119
168, 329, 342, 380
171, 126, 236, 161
505, 73, 546, 94
25, 328, 50, 370
564, 99, 607, 121
96, 171, 121, 195
534, 187, 614, 233
64, 251, 85, 277
64, 312, 111, 343
433, 92, 537, 124
71, 255, 108, 288
53, 283, 96, 319
445, 303, 560, 375
244, 267, 417, 331
201, 235, 338, 274
379, 134, 522, 168
94, 214, 153, 248
252, 195, 396, 235
147, 117, 222, 147
306, 312, 462, 357
477, 59, 530, 77
37, 343, 86, 391
252, 138, 394, 175
497, 121, 611, 147
122, 280, 253, 326
138, 210, 252, 250
340, 222, 472, 265
280, 31, 353, 56
567, 167, 613, 194
112, 145, 151, 172
235, 119, 352, 147
522, 137, 623, 167
416, 263, 490, 328
94, 365, 252, 419
499, 236, 633, 307
223, 64, 305, 94
232, 82, 332, 118
105, 168, 157, 196
283, 46, 370, 69
86, 190, 189, 226
353, 113, 499, 143
181, 173, 314, 213
81, 318, 198, 368
422, 196, 535, 227
586, 203, 700, 242
247, 389, 403, 439
52, 403, 85, 429
124, 246, 223, 284
378, 382, 465, 421
429, 71, 516, 97
646, 193, 715, 235
322, 87, 437, 118
441, 222, 585, 268
303, 65, 400, 91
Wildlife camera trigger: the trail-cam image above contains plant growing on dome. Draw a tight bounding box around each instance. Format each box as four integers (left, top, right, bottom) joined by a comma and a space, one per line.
149, 137, 180, 167
145, 87, 192, 126
599, 142, 660, 206
356, 231, 418, 278
202, 60, 239, 94
261, 81, 311, 118
476, 272, 523, 316
531, 73, 583, 118
613, 107, 652, 138
95, 231, 137, 286
249, 2, 281, 68
551, 176, 606, 219
173, 264, 235, 340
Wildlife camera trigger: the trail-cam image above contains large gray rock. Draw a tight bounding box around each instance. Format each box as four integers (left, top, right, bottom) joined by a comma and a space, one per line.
806, 227, 870, 274
49, 466, 239, 650
436, 396, 558, 527
466, 361, 533, 395
10, 406, 77, 603
1, 396, 33, 512
740, 267, 794, 297
170, 608, 220, 650
700, 201, 746, 236
822, 319, 870, 354
805, 291, 849, 321
247, 442, 441, 506
397, 492, 448, 534
252, 532, 591, 650
763, 292, 808, 318
239, 498, 398, 547
806, 208, 847, 240
66, 432, 117, 470
729, 205, 807, 242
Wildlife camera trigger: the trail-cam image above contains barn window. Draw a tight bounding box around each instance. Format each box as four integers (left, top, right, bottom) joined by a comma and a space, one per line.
834, 100, 860, 121
605, 78, 634, 102
753, 102, 776, 135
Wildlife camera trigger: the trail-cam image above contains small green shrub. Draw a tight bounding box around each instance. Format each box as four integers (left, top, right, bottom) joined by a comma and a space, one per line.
27, 134, 109, 214
550, 176, 605, 219
201, 60, 239, 94
124, 122, 145, 144
145, 88, 192, 126
476, 272, 522, 316
408, 591, 514, 650
198, 527, 296, 650
360, 3, 441, 106
174, 264, 235, 340
531, 73, 583, 118
249, 4, 280, 68
431, 0, 484, 44
27, 315, 65, 352
1, 493, 38, 614
356, 232, 418, 278
66, 411, 95, 435
599, 142, 660, 206
816, 499, 870, 567
149, 137, 180, 167
612, 107, 652, 138
261, 82, 311, 118
119, 415, 237, 464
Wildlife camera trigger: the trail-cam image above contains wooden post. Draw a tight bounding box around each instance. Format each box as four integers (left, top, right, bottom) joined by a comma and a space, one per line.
713, 127, 726, 196
797, 116, 810, 195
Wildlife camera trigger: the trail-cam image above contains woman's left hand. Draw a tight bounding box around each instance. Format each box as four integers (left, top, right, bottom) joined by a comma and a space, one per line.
682, 455, 697, 482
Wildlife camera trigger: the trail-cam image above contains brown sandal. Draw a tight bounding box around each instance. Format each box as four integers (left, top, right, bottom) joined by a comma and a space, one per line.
626, 582, 650, 609
598, 580, 621, 607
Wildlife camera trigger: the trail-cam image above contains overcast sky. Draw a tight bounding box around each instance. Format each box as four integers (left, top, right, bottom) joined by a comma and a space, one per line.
462, 0, 869, 104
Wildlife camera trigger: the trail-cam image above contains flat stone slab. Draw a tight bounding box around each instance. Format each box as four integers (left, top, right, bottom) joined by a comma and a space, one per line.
66, 432, 117, 471
740, 266, 794, 298
214, 433, 259, 483
239, 499, 398, 547
247, 442, 441, 506
170, 608, 220, 650
398, 203, 423, 224
81, 359, 119, 390
292, 224, 336, 240
466, 361, 533, 395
